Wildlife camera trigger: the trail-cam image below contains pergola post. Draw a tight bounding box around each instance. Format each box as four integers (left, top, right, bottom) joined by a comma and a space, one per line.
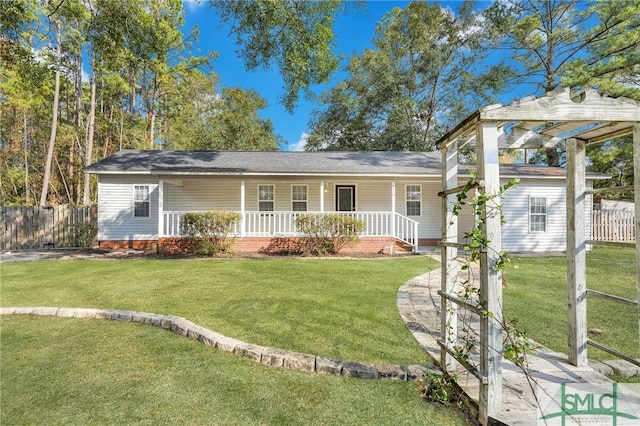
566, 138, 588, 367
476, 121, 503, 424
440, 143, 458, 372
634, 124, 640, 350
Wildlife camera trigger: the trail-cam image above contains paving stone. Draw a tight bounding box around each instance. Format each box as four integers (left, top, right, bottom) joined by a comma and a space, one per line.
186, 325, 210, 342
140, 313, 165, 327
111, 310, 135, 322
12, 307, 37, 315
56, 307, 76, 317
375, 364, 406, 381
341, 361, 378, 379
216, 336, 243, 353
131, 312, 150, 323
588, 359, 614, 376
33, 307, 59, 316
316, 356, 343, 375
284, 351, 316, 372
602, 359, 640, 377
170, 318, 196, 336
199, 329, 225, 347
159, 315, 180, 329
73, 308, 100, 318
405, 365, 434, 381
234, 343, 264, 362
94, 310, 113, 319
261, 347, 288, 367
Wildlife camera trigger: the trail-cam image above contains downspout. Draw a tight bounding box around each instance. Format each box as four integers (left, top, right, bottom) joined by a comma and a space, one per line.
240, 180, 245, 237
157, 179, 164, 239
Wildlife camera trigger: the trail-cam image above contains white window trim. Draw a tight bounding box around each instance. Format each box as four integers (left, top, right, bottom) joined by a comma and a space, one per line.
405, 184, 422, 217
291, 184, 308, 212
133, 184, 150, 218
258, 184, 275, 211
529, 196, 547, 233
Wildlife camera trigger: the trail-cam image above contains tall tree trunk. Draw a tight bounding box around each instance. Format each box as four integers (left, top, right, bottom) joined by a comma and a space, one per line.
69, 54, 83, 203
149, 109, 156, 147
83, 70, 96, 205
23, 112, 29, 204
40, 21, 62, 206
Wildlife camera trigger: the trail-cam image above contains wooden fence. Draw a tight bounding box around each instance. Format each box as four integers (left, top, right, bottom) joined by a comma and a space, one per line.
591, 210, 636, 243
1, 205, 97, 250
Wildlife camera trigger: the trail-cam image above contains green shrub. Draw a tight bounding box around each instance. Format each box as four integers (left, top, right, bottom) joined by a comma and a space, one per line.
295, 213, 365, 255
181, 211, 242, 255
73, 221, 98, 248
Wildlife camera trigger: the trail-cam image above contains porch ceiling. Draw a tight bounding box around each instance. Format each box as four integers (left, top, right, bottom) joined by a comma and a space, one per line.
436, 88, 640, 150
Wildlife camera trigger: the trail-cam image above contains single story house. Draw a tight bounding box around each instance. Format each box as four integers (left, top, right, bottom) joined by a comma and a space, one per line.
85, 150, 607, 254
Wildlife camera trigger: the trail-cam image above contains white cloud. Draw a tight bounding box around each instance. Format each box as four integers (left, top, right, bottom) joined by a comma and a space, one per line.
182, 0, 206, 13
288, 133, 308, 151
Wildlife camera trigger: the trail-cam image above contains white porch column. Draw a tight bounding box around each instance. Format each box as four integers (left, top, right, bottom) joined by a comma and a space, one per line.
391, 181, 396, 238
240, 180, 245, 237
476, 121, 502, 425
566, 137, 587, 367
635, 124, 640, 349
320, 181, 325, 213
440, 143, 458, 372
157, 179, 164, 238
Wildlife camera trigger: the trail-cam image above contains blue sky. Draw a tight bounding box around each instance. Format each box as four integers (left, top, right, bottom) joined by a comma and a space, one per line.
181, 1, 417, 151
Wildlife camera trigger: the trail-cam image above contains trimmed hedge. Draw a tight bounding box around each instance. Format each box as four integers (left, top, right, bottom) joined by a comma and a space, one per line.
296, 214, 365, 255
181, 211, 242, 255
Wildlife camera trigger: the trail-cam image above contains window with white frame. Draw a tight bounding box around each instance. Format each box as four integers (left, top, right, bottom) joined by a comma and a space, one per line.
406, 185, 421, 216
529, 196, 547, 232
292, 185, 308, 211
258, 185, 274, 211
133, 185, 150, 217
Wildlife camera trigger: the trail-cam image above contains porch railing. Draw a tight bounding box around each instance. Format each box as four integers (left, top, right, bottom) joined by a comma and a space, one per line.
161, 211, 419, 251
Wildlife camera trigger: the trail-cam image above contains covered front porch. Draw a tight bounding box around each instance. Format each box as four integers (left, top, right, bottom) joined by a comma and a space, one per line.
156, 179, 423, 252
160, 210, 420, 252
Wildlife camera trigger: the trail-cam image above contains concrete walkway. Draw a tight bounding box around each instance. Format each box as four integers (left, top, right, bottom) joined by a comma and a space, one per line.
398, 256, 640, 425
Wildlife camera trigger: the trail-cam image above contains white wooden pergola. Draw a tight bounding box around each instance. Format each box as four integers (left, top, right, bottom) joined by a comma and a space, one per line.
436, 88, 640, 425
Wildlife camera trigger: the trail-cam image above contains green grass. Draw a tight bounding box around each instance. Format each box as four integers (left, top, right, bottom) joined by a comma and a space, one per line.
1, 256, 437, 365
1, 316, 465, 425
504, 245, 638, 362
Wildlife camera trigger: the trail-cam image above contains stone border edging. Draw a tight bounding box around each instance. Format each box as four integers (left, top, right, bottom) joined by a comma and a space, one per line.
0, 307, 436, 381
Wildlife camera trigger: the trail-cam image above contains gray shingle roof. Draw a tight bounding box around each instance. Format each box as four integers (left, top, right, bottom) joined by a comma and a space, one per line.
85, 150, 444, 175
85, 149, 609, 179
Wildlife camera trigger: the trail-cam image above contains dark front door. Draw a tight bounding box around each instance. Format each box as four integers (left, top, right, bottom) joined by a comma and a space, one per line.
336, 185, 355, 211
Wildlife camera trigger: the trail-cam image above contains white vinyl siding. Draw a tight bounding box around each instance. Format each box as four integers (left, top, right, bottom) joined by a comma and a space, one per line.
95, 173, 594, 254
97, 175, 158, 240
291, 185, 308, 211
164, 178, 240, 211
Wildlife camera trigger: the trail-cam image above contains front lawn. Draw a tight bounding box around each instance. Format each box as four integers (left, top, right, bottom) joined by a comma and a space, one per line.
504, 245, 638, 362
1, 315, 465, 425
1, 256, 437, 365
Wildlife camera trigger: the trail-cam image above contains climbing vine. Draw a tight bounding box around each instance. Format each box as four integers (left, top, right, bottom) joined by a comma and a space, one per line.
440, 172, 540, 400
